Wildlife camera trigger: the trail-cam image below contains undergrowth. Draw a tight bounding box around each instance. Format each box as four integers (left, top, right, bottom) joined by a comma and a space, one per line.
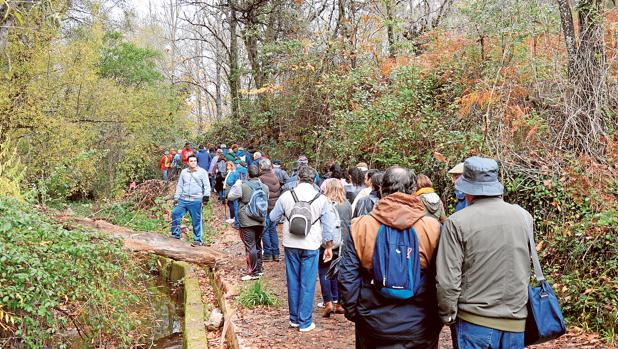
236, 279, 279, 309
0, 196, 158, 347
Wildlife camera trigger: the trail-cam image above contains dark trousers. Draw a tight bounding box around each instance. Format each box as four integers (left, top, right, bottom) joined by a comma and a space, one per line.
355, 326, 439, 349
239, 226, 264, 276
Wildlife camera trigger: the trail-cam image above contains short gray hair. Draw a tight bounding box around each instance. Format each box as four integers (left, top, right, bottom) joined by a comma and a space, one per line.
260, 158, 272, 171
298, 165, 316, 183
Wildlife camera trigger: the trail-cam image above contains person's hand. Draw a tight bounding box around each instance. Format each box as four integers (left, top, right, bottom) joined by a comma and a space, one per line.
323, 247, 333, 262
173, 200, 178, 206
202, 196, 209, 204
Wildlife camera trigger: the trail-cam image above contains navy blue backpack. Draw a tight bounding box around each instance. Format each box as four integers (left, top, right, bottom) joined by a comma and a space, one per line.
372, 223, 422, 300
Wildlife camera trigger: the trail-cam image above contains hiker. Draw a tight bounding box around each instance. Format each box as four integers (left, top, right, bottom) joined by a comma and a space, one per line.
448, 162, 468, 212
159, 151, 172, 183
227, 160, 248, 229
282, 156, 319, 192
211, 150, 227, 203
351, 169, 378, 213
273, 160, 289, 188
225, 144, 238, 162
171, 154, 211, 247
246, 144, 256, 166
318, 178, 352, 317
436, 157, 531, 349
356, 162, 369, 172
209, 149, 224, 195
259, 159, 282, 262
196, 144, 211, 172
228, 165, 270, 281
223, 161, 237, 222
181, 142, 194, 166
208, 143, 216, 159
344, 167, 365, 204
171, 149, 182, 180
352, 171, 382, 218
416, 174, 447, 223
253, 151, 263, 170
269, 165, 335, 332
338, 166, 443, 348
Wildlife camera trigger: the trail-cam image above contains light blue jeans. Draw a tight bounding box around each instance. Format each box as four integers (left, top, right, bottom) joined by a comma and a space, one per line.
284, 247, 319, 329
171, 199, 203, 243
455, 319, 524, 349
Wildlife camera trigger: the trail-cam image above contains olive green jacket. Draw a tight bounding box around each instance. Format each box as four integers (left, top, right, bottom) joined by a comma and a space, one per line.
436, 197, 532, 332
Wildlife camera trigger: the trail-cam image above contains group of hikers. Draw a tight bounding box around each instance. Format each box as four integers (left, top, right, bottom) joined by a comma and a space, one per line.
160, 142, 538, 349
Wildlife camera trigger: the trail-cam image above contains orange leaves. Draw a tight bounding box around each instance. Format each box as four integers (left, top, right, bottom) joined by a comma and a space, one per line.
458, 90, 496, 119
379, 56, 411, 77
433, 151, 447, 163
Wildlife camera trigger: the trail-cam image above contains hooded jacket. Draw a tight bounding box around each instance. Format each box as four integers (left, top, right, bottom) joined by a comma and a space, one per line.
196, 149, 211, 171
338, 192, 442, 343
416, 187, 447, 223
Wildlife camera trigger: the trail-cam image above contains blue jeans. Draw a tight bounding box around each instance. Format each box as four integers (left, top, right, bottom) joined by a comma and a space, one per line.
455, 319, 524, 349
227, 199, 236, 220
262, 214, 279, 258
233, 200, 239, 228
171, 199, 203, 243
318, 262, 338, 303
284, 247, 319, 329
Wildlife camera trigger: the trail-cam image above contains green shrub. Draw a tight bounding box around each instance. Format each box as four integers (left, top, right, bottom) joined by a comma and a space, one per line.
0, 196, 156, 347
236, 279, 279, 309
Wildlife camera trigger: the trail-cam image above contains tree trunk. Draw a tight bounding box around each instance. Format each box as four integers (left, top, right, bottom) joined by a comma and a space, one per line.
385, 0, 396, 58
557, 0, 608, 155
557, 0, 577, 77
228, 3, 241, 117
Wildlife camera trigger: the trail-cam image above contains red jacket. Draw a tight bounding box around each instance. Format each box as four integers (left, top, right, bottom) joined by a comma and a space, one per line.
181, 148, 194, 165
160, 155, 172, 170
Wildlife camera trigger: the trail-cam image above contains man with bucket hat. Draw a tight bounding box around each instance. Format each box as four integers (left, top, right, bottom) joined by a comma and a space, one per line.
436, 157, 532, 349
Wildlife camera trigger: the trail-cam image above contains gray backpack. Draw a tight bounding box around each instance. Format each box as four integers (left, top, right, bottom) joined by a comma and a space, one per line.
286, 189, 321, 237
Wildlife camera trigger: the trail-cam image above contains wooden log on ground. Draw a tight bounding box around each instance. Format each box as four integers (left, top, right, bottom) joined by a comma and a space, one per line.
56, 215, 225, 266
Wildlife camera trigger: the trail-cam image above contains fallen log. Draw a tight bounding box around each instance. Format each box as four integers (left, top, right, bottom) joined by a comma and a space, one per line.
56, 215, 226, 266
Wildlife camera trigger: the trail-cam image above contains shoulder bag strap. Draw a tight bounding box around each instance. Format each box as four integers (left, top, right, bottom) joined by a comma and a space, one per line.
515, 204, 545, 283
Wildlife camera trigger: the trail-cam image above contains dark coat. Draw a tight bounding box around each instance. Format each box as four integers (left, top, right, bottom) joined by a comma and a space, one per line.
259, 169, 281, 210
338, 193, 443, 343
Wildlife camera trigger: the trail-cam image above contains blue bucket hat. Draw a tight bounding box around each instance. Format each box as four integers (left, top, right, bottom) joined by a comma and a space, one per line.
455, 156, 504, 196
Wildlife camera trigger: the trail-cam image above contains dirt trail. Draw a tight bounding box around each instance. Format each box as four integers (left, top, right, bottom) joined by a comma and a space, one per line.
207, 201, 613, 349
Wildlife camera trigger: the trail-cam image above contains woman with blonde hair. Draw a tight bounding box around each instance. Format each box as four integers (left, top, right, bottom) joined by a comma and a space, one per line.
319, 178, 352, 317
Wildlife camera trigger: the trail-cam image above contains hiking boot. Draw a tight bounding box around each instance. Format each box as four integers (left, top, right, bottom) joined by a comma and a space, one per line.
273, 255, 281, 262
262, 255, 273, 262
334, 304, 345, 314
299, 322, 315, 332
191, 241, 203, 247
322, 302, 334, 318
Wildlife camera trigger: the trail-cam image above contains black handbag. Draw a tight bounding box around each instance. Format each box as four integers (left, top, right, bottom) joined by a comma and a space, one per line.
517, 206, 566, 346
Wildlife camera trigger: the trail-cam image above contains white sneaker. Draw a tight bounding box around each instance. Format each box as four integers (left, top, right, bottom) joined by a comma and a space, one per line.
299, 322, 315, 332
225, 218, 235, 224
289, 321, 299, 328
240, 275, 260, 281
317, 302, 325, 308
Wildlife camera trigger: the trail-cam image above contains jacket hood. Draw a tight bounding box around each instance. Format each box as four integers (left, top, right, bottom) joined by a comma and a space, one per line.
370, 192, 426, 230
420, 192, 442, 215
